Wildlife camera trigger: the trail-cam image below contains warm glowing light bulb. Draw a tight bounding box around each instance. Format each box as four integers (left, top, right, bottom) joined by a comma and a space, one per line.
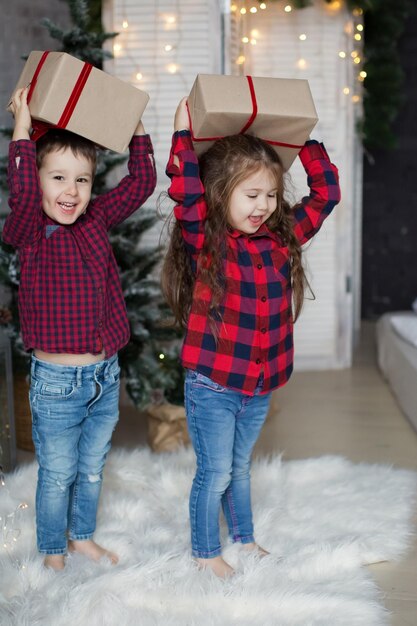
353, 56, 361, 64
242, 36, 249, 43
113, 43, 122, 53
250, 38, 257, 45
260, 2, 267, 8
166, 15, 176, 24
164, 44, 173, 52
122, 20, 128, 29
251, 29, 259, 37
236, 55, 246, 65
136, 72, 143, 81
231, 3, 237, 11
343, 87, 350, 95
359, 70, 367, 78
352, 95, 361, 103
167, 63, 178, 74
356, 24, 364, 31
250, 6, 257, 13
353, 8, 363, 16
297, 58, 307, 69
284, 5, 292, 12
240, 7, 247, 14
299, 34, 307, 41
159, 353, 165, 360
339, 51, 346, 58
354, 33, 362, 41
328, 0, 341, 9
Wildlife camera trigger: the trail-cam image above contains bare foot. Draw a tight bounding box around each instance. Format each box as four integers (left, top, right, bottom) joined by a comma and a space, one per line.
44, 554, 65, 571
242, 542, 270, 557
195, 555, 234, 578
68, 539, 119, 564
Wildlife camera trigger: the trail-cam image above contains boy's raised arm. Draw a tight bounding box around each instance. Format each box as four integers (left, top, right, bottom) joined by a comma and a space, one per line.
2, 87, 43, 247
10, 86, 31, 142
91, 118, 157, 230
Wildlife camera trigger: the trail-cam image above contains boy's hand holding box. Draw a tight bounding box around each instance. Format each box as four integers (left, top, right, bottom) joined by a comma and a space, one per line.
7, 51, 149, 153
187, 74, 318, 171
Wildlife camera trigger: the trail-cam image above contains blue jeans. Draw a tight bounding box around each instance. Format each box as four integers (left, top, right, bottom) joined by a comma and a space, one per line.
29, 354, 120, 555
185, 370, 271, 558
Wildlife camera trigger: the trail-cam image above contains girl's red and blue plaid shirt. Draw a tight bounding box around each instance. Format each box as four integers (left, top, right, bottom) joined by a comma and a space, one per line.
166, 130, 341, 395
3, 135, 156, 357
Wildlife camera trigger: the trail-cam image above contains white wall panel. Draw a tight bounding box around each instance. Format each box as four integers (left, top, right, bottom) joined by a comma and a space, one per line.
103, 0, 223, 221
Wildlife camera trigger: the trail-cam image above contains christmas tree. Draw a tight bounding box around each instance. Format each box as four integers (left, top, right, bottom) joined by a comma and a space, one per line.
0, 0, 184, 408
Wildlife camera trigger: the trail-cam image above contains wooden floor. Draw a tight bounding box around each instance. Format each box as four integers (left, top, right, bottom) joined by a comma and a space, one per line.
17, 323, 417, 625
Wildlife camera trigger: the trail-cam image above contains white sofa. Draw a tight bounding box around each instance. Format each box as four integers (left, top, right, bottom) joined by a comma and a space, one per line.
376, 312, 417, 432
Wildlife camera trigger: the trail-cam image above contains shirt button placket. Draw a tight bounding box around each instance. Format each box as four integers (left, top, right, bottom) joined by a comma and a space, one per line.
255, 257, 267, 370
97, 287, 104, 333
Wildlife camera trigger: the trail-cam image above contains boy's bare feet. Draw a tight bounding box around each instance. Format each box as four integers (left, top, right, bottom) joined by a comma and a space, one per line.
242, 542, 270, 557
44, 554, 65, 571
68, 539, 119, 564
195, 555, 234, 578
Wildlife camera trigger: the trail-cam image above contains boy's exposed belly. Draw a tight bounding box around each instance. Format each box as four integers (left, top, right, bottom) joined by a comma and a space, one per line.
33, 349, 106, 365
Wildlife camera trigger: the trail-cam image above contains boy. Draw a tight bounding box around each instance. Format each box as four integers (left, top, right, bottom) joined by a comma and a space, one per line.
3, 87, 156, 570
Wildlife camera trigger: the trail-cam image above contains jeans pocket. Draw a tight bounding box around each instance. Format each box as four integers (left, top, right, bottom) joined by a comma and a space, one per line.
35, 380, 76, 400
193, 371, 226, 393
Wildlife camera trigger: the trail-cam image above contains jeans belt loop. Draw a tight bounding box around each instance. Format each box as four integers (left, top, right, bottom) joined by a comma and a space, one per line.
76, 366, 82, 387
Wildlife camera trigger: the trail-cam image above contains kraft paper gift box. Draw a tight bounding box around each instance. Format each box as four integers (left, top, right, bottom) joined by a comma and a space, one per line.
146, 402, 190, 453
7, 51, 149, 153
187, 74, 318, 171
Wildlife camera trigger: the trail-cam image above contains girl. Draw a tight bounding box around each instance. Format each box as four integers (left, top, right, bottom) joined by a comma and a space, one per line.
162, 98, 340, 578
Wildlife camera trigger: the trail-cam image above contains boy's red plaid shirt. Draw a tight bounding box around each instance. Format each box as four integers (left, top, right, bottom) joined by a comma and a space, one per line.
3, 135, 156, 357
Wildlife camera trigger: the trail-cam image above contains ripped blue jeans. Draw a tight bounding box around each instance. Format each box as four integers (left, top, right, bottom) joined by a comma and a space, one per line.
29, 354, 120, 555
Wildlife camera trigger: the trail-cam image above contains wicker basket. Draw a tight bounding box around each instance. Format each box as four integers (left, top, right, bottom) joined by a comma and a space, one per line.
13, 373, 34, 452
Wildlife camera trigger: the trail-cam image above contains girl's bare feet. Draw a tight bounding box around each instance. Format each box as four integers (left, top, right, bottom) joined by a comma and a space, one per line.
242, 542, 270, 557
195, 555, 234, 578
44, 554, 65, 571
68, 539, 119, 564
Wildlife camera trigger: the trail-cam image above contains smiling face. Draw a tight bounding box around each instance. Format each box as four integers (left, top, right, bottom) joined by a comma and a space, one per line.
228, 166, 278, 234
38, 147, 94, 225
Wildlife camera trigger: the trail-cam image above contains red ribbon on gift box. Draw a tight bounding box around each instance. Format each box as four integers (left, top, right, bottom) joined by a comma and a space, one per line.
187, 75, 304, 150
27, 51, 93, 141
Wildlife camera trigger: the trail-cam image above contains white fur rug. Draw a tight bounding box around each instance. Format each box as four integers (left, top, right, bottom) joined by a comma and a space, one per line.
1, 447, 416, 626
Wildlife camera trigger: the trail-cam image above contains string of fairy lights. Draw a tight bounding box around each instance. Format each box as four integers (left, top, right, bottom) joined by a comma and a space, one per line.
112, 1, 184, 86
110, 0, 188, 167
231, 0, 365, 105
111, 0, 365, 107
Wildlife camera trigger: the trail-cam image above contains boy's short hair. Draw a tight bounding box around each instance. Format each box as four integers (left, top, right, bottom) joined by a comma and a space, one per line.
36, 129, 98, 173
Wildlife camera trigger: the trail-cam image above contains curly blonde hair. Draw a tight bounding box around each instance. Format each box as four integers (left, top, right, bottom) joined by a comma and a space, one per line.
161, 134, 308, 328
